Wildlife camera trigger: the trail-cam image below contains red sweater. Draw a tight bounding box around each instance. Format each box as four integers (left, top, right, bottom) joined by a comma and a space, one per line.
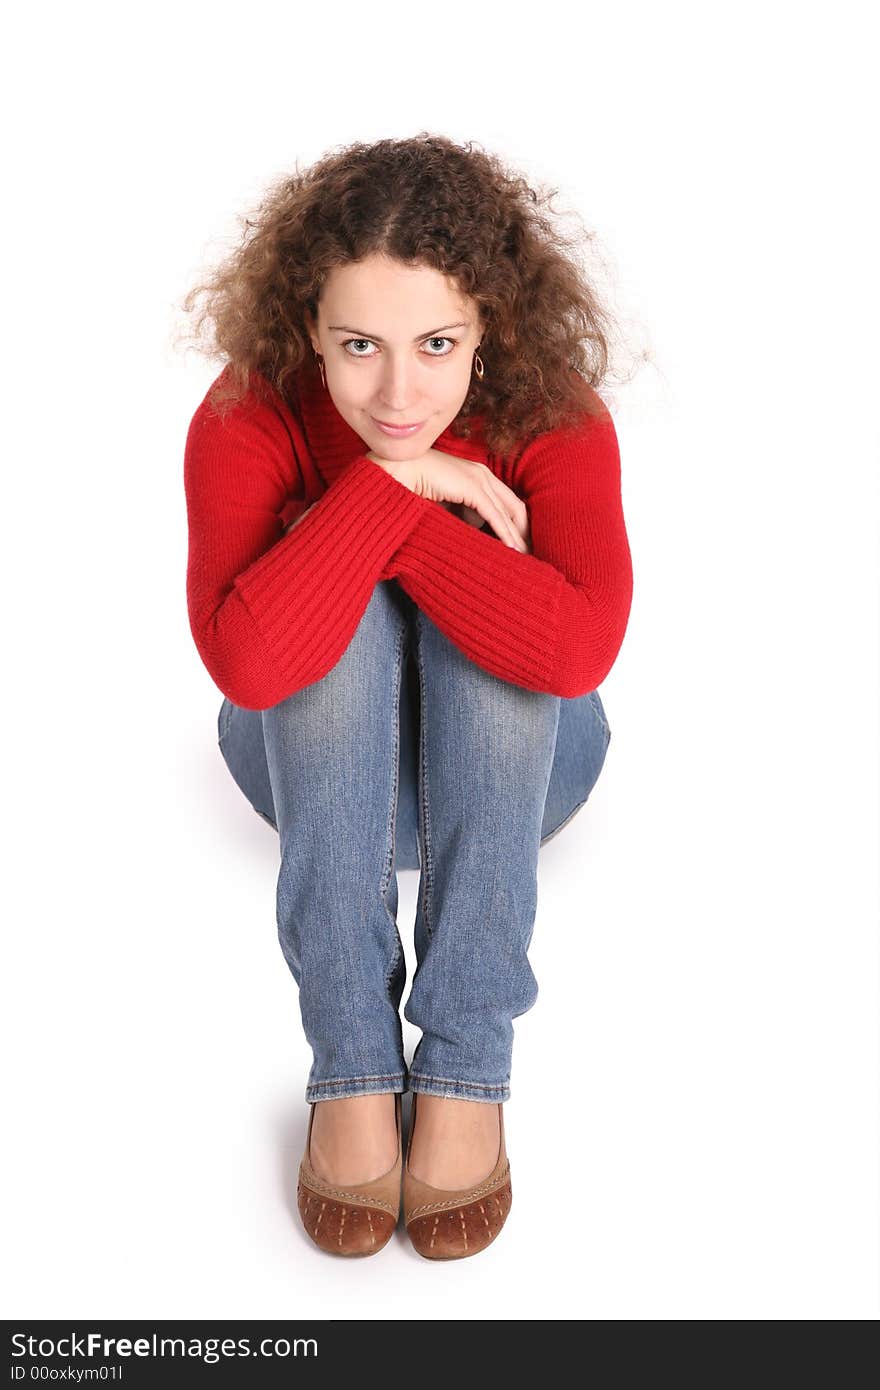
184, 364, 633, 708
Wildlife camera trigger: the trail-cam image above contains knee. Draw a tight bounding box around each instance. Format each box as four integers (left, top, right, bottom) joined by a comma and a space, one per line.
463, 684, 561, 783
266, 581, 407, 727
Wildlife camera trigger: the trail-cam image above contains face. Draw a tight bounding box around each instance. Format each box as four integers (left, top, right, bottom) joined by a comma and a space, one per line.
305, 253, 484, 455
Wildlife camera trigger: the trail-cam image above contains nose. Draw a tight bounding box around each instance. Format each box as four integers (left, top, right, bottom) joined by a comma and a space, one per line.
375, 358, 421, 414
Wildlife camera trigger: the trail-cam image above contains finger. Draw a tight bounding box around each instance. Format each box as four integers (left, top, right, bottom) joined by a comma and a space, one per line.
458, 489, 506, 544
503, 501, 530, 548
483, 478, 528, 547
475, 465, 529, 546
473, 484, 529, 552
487, 482, 530, 549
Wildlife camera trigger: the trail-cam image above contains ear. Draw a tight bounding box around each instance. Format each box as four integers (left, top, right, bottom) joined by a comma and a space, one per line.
303, 309, 320, 355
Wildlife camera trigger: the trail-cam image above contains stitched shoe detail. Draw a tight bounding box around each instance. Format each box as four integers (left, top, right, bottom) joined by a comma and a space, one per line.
403, 1094, 512, 1261
296, 1180, 398, 1256
406, 1175, 512, 1259
296, 1093, 402, 1258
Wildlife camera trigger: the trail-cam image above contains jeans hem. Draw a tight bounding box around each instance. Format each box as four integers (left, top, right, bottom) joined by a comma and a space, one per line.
408, 1073, 511, 1103
304, 1072, 408, 1103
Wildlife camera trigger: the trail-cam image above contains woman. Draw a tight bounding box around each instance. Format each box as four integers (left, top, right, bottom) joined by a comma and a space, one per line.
181, 133, 634, 1260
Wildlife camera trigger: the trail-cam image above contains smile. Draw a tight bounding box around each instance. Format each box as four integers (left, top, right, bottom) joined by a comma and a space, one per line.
371, 417, 425, 437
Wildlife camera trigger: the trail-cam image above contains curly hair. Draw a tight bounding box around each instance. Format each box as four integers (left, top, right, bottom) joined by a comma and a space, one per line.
176, 132, 642, 456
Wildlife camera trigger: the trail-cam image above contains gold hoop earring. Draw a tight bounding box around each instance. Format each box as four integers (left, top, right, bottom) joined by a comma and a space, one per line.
315, 351, 326, 389
473, 349, 485, 381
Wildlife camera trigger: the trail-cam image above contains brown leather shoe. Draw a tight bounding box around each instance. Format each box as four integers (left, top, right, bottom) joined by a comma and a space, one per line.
296, 1092, 402, 1257
403, 1093, 512, 1260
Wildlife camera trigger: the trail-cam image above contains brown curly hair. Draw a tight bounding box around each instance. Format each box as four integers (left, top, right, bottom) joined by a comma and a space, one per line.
176, 132, 641, 456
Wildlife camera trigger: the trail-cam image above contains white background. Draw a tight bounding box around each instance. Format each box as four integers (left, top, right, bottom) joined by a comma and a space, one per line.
4, 0, 877, 1320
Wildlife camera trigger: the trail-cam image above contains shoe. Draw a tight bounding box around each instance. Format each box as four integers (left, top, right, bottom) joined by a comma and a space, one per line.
296, 1092, 402, 1257
403, 1092, 512, 1260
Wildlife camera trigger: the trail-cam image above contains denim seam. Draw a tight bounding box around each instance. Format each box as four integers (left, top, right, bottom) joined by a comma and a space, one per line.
413, 608, 434, 943
307, 1073, 406, 1089
408, 1073, 509, 1091
381, 612, 407, 992
587, 689, 611, 741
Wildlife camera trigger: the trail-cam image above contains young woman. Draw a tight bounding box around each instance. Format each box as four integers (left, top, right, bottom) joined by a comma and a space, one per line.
181, 133, 634, 1260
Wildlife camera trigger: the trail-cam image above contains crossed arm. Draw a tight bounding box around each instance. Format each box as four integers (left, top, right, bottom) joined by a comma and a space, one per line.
284, 498, 486, 534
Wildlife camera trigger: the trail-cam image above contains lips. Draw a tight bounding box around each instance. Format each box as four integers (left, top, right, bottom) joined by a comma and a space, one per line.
371, 417, 426, 437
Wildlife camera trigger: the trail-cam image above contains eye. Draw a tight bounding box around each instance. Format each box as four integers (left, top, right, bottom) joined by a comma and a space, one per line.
341, 338, 378, 358
340, 336, 458, 359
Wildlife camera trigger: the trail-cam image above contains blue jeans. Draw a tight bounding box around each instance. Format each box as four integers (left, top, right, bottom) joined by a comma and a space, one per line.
217, 580, 611, 1104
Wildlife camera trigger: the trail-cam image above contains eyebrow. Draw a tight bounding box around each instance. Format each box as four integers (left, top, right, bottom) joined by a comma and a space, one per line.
327, 322, 469, 342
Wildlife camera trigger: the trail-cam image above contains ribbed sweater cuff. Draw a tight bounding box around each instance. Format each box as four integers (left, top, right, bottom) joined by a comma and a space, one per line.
389, 503, 566, 692
232, 455, 429, 645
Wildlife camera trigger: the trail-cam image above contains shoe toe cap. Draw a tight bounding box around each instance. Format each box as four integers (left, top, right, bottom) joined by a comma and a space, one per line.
297, 1181, 398, 1256
406, 1178, 512, 1260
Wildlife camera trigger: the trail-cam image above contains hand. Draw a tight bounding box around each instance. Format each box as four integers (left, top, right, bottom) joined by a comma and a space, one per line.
442, 501, 488, 531
367, 447, 531, 553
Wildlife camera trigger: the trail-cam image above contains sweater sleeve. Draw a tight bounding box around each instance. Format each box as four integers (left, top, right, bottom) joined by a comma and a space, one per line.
184, 392, 431, 709
379, 411, 633, 698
